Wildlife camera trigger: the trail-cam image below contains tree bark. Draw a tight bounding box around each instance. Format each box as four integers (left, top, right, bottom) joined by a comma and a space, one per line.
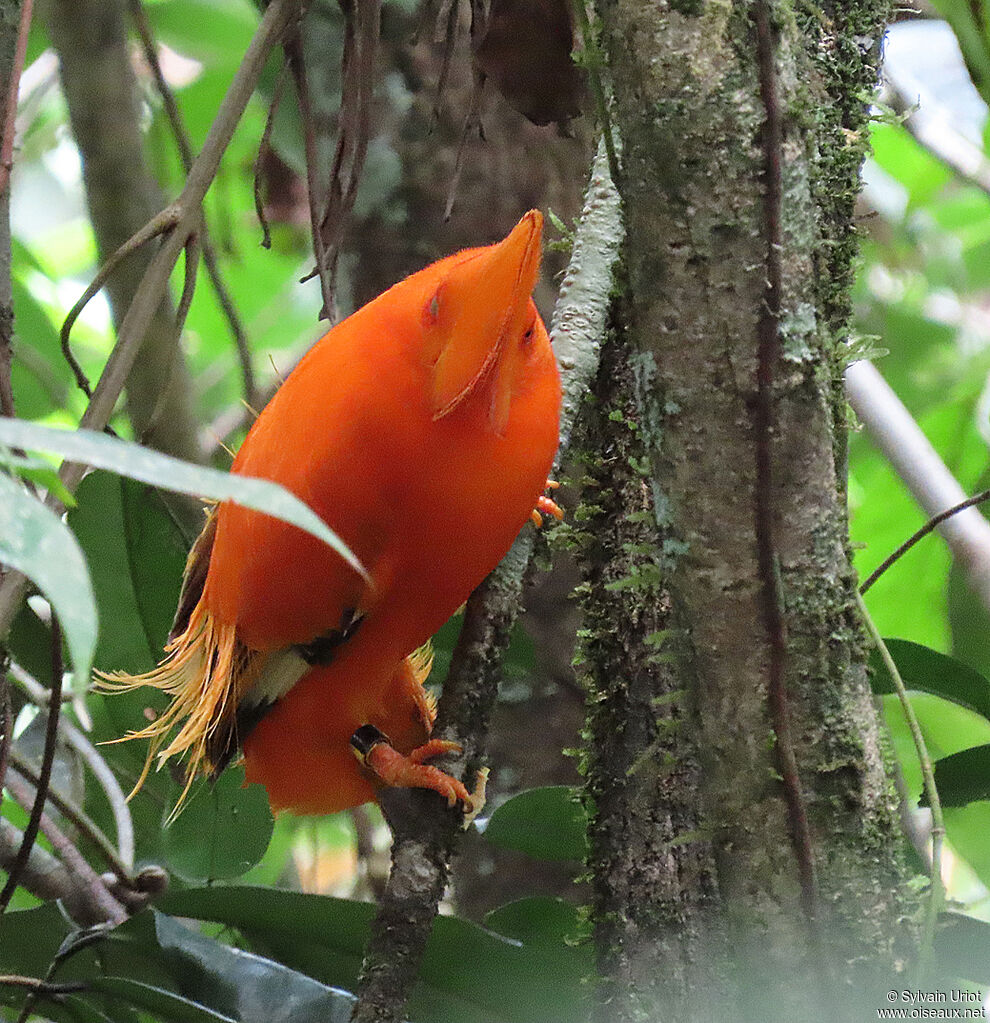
579, 1, 914, 1018
46, 0, 201, 471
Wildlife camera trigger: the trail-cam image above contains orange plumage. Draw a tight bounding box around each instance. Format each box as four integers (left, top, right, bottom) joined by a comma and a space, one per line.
104, 211, 561, 816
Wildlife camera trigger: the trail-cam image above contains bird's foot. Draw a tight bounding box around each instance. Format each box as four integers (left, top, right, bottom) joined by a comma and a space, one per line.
530, 479, 564, 527
351, 726, 474, 810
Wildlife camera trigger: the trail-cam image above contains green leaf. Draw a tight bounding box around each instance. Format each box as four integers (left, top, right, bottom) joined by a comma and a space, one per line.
484, 896, 585, 948
942, 803, 990, 891
868, 639, 990, 722
0, 471, 97, 685
157, 885, 591, 1023
0, 449, 76, 506
87, 978, 238, 1023
95, 909, 356, 1023
68, 470, 187, 675
0, 419, 366, 581
482, 786, 589, 862
161, 769, 274, 882
927, 744, 990, 807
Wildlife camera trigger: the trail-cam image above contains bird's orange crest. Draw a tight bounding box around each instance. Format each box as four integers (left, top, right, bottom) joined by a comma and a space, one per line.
425, 209, 543, 427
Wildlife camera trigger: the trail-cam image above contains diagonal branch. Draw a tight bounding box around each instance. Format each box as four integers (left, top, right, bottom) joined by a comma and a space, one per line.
351, 138, 622, 1023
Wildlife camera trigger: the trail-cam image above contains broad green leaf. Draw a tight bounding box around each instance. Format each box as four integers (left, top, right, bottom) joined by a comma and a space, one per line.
484, 896, 586, 948
161, 769, 274, 882
0, 419, 365, 579
0, 471, 96, 685
158, 885, 591, 1023
869, 123, 953, 211
482, 786, 589, 862
869, 639, 990, 722
87, 978, 237, 1023
880, 691, 990, 808
96, 910, 355, 1023
7, 600, 56, 686
0, 449, 76, 506
942, 803, 990, 894
928, 744, 990, 807
143, 0, 257, 69
68, 470, 186, 675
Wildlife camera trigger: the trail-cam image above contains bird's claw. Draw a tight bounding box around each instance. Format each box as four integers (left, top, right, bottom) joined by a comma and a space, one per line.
531, 479, 564, 528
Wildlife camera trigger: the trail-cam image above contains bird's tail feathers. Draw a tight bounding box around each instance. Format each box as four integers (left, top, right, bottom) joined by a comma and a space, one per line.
95, 600, 260, 819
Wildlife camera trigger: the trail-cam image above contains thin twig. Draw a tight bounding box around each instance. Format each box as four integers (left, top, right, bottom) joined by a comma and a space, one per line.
752, 0, 817, 928
0, 669, 10, 797
316, 0, 378, 284
285, 25, 336, 319
128, 0, 258, 407
7, 750, 133, 884
138, 231, 202, 445
444, 72, 485, 222
0, 975, 86, 995
253, 64, 287, 251
861, 489, 990, 593
570, 0, 620, 188
0, 0, 33, 200
60, 205, 183, 400
11, 662, 134, 871
0, 618, 64, 915
3, 771, 126, 925
857, 593, 943, 982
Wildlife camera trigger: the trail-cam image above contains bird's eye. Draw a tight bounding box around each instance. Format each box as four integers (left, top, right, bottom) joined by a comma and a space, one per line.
422, 291, 441, 326
521, 324, 535, 346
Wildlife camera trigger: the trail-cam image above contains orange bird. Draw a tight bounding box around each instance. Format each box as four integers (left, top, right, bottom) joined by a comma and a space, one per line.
105, 211, 562, 817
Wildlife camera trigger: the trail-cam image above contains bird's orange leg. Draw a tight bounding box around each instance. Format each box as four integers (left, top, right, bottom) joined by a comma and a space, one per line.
351, 725, 472, 809
530, 479, 564, 528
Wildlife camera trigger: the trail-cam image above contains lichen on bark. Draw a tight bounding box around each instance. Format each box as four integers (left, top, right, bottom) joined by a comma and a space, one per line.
577, 0, 914, 1018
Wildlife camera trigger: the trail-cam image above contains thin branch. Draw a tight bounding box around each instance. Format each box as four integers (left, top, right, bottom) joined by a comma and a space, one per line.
0, 816, 102, 921
857, 593, 943, 982
352, 138, 622, 1023
253, 64, 288, 251
0, 0, 33, 200
0, 619, 64, 915
3, 771, 127, 924
845, 358, 990, 611
443, 71, 485, 222
0, 975, 86, 996
285, 26, 336, 319
570, 0, 619, 188
60, 204, 183, 400
861, 489, 990, 593
0, 0, 304, 643
127, 0, 258, 407
7, 750, 133, 884
317, 0, 378, 283
11, 662, 134, 871
752, 0, 817, 929
0, 668, 10, 797
133, 231, 202, 445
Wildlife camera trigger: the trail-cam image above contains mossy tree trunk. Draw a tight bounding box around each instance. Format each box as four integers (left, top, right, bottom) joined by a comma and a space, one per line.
575, 2, 915, 1018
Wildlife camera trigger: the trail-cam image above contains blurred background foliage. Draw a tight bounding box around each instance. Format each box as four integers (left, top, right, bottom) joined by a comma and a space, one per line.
7, 0, 990, 1018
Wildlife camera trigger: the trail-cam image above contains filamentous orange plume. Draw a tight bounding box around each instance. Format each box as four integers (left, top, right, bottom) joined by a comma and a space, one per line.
102, 210, 562, 817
